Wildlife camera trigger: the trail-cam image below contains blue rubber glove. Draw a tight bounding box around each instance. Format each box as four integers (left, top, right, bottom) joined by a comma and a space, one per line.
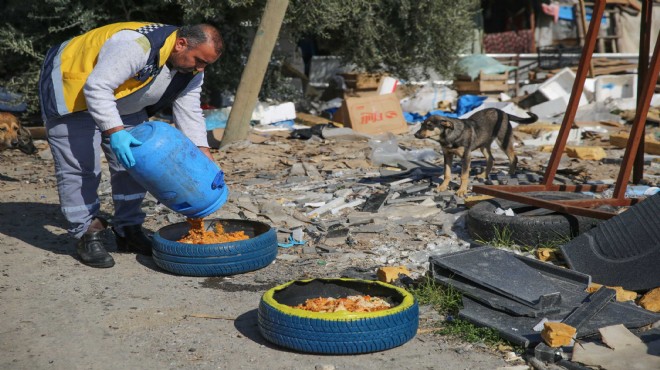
109, 130, 142, 169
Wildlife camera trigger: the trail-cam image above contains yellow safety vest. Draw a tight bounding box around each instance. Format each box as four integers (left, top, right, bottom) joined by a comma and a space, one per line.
39, 22, 179, 119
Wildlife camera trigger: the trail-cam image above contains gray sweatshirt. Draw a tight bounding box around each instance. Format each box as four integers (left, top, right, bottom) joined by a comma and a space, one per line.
83, 30, 208, 147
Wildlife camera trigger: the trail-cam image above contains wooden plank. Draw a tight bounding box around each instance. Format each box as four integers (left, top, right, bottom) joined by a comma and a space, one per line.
610, 131, 660, 155
295, 112, 343, 127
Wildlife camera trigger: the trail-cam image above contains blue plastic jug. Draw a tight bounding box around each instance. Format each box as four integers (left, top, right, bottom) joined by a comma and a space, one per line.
126, 121, 228, 218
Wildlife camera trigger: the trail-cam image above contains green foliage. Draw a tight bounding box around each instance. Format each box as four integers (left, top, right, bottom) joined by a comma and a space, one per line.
477, 225, 516, 248
535, 234, 571, 250
475, 225, 571, 252
1, 0, 478, 116
410, 276, 507, 346
437, 319, 502, 345
286, 0, 480, 80
409, 276, 462, 315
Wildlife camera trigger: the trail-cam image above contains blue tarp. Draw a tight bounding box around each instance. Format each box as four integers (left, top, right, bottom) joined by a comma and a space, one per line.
404, 94, 487, 124
559, 6, 574, 21
0, 87, 27, 112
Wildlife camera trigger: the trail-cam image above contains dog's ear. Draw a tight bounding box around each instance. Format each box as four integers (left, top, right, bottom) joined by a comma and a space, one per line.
439, 119, 454, 129
17, 125, 37, 154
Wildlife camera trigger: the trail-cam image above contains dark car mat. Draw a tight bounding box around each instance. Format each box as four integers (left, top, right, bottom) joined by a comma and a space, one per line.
429, 246, 576, 316
432, 270, 562, 317
430, 249, 593, 317
429, 247, 567, 311
560, 193, 660, 291
459, 296, 660, 348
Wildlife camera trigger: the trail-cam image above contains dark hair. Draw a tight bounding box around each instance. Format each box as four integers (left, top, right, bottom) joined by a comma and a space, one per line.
178, 24, 223, 54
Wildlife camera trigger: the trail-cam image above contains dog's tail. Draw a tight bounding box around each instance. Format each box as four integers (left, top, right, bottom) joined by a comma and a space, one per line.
507, 112, 538, 124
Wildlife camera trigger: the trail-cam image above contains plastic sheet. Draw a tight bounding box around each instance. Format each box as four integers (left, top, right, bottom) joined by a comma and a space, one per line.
369, 133, 437, 166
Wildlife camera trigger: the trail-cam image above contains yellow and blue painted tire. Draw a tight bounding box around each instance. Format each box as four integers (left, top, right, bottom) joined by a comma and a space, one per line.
258, 278, 419, 354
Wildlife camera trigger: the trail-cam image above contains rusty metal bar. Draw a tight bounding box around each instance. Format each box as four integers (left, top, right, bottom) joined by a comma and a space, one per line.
552, 198, 636, 207
470, 0, 656, 221
470, 186, 618, 219
613, 23, 660, 199
543, 0, 605, 186
633, 0, 653, 184
472, 183, 611, 193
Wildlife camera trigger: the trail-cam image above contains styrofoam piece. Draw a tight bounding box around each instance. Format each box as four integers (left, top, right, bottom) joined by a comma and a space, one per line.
538, 67, 589, 106
253, 102, 296, 125
575, 101, 624, 123
378, 77, 399, 95
584, 78, 596, 94
594, 74, 638, 102
530, 96, 570, 118
519, 83, 540, 96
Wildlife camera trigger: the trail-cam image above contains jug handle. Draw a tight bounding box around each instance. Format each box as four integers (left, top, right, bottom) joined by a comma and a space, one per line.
211, 170, 225, 190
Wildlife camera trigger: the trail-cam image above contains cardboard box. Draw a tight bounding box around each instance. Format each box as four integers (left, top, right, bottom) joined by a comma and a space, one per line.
333, 93, 408, 135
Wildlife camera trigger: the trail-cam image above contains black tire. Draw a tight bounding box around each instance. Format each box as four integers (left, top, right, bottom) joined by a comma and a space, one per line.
258, 278, 419, 354
152, 219, 277, 276
466, 192, 603, 247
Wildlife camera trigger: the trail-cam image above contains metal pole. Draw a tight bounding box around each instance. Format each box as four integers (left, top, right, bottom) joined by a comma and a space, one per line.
632, 0, 653, 184
613, 26, 660, 199
543, 0, 605, 186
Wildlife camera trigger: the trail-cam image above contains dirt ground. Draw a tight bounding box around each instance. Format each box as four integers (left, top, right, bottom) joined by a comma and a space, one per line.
2, 122, 658, 370
0, 135, 513, 370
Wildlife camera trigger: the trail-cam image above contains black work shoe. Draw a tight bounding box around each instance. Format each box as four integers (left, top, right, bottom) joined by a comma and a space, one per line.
76, 231, 115, 268
113, 225, 153, 256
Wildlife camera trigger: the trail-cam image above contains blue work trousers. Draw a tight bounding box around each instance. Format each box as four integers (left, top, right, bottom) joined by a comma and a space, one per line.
46, 111, 148, 238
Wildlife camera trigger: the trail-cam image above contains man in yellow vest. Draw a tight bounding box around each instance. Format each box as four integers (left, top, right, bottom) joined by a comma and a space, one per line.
38, 22, 223, 268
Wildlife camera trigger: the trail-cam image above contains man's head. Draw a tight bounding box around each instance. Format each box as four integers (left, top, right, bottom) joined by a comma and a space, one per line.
168, 24, 223, 74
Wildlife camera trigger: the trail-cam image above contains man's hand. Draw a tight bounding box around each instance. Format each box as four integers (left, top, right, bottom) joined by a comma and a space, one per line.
198, 147, 214, 162
109, 130, 142, 168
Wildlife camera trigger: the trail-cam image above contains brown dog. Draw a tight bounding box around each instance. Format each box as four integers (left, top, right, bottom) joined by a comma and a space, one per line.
415, 108, 537, 197
0, 112, 36, 154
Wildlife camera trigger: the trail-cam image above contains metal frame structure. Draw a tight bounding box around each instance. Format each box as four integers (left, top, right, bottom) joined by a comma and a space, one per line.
473, 0, 658, 220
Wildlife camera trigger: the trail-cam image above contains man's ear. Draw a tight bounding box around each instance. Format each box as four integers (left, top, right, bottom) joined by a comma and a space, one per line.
173, 37, 187, 52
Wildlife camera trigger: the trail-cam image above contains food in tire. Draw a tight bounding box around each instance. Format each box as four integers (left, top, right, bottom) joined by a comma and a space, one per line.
258, 278, 419, 354
178, 218, 249, 244
466, 191, 603, 247
294, 295, 392, 313
151, 219, 277, 276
